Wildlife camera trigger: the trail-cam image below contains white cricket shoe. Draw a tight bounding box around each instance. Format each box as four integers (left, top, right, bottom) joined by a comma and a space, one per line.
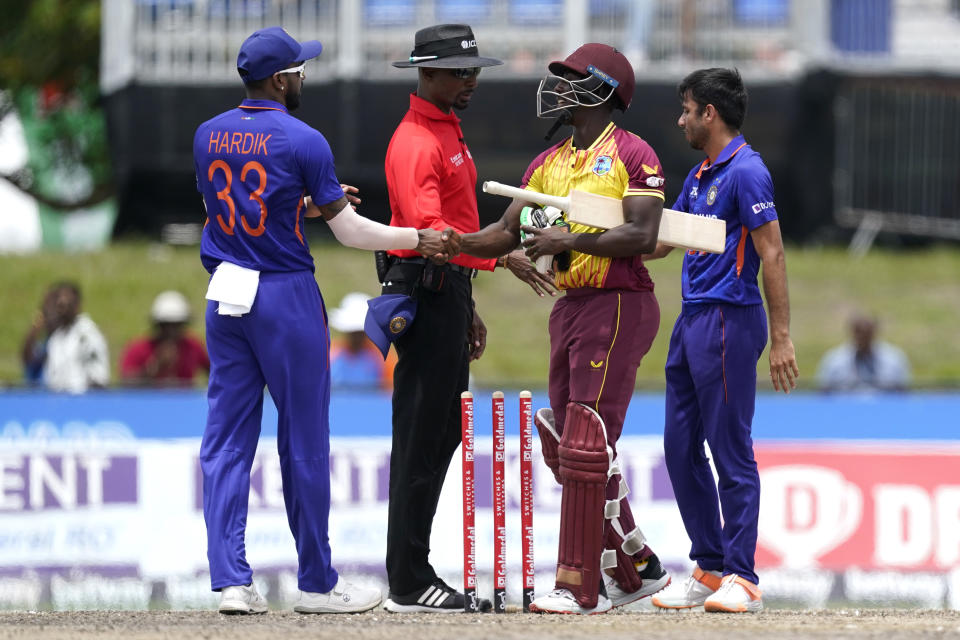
529, 588, 612, 615
604, 554, 672, 608
703, 574, 763, 613
218, 583, 268, 614
651, 567, 722, 610
293, 576, 382, 614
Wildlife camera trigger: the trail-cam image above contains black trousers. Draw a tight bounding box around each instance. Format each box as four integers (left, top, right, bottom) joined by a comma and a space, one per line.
385, 264, 473, 595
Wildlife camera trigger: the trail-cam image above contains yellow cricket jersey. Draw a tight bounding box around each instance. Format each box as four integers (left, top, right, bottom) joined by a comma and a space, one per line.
521, 122, 665, 291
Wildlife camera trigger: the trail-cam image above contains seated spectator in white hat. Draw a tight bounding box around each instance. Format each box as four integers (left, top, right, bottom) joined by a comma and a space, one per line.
329, 292, 395, 391
120, 290, 210, 386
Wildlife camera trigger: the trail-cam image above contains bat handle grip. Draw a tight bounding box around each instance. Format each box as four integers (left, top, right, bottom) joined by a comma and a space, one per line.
482, 182, 569, 212
535, 254, 553, 275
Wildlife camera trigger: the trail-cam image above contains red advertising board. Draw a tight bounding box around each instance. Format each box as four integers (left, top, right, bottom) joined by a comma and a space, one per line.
755, 443, 960, 571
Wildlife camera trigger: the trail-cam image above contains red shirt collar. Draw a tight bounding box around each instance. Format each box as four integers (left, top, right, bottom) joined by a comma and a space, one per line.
408, 93, 461, 124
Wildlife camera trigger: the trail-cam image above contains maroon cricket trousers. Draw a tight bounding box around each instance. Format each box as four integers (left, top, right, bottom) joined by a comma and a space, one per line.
547, 287, 660, 561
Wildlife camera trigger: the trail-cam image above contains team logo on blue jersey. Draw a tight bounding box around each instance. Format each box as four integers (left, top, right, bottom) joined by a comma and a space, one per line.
706, 184, 719, 205
592, 155, 613, 176
390, 316, 407, 334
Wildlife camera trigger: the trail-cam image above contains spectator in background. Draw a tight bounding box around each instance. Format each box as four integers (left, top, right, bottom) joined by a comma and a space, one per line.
817, 312, 911, 392
620, 0, 656, 68
329, 292, 394, 391
21, 287, 57, 385
120, 290, 210, 386
21, 281, 109, 393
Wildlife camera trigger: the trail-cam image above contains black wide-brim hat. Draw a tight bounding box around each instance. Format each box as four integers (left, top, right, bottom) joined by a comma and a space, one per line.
392, 23, 503, 69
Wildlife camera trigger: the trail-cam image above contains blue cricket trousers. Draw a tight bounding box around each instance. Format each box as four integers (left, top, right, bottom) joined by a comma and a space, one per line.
200, 270, 338, 593
663, 303, 767, 585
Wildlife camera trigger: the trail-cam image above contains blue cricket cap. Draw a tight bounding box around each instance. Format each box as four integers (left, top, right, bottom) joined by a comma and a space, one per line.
237, 26, 323, 83
364, 294, 418, 360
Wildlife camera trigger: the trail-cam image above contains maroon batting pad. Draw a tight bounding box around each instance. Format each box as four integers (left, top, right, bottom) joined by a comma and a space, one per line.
555, 402, 609, 608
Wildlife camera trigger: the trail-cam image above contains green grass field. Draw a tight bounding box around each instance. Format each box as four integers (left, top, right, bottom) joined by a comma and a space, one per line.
2, 240, 958, 390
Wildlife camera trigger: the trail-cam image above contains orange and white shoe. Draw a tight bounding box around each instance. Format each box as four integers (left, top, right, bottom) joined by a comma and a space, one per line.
651, 567, 722, 610
703, 574, 763, 613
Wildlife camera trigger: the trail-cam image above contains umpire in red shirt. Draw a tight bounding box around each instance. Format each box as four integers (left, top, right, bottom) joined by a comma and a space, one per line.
380, 24, 500, 613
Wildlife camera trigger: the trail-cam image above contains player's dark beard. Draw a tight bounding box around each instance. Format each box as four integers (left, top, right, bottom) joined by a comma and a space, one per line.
286, 90, 301, 111
453, 92, 472, 111
686, 125, 706, 151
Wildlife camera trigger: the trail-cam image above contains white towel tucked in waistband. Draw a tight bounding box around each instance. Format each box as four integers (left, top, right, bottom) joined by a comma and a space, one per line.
205, 261, 260, 316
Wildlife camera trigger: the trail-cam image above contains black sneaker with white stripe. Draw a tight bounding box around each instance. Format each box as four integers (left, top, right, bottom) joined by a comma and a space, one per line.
384, 578, 492, 613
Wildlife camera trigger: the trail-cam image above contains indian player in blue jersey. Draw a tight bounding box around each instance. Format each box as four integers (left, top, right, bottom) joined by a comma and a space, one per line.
646, 68, 799, 613
193, 26, 453, 615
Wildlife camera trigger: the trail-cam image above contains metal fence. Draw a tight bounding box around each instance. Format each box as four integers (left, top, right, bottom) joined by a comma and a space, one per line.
102, 0, 960, 90
100, 0, 960, 247
835, 77, 960, 253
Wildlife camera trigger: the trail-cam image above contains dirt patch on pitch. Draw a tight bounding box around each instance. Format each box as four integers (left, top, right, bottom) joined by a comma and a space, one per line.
1, 609, 960, 640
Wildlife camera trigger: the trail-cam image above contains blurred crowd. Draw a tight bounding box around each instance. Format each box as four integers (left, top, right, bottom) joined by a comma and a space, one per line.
20, 283, 393, 393
20, 283, 913, 395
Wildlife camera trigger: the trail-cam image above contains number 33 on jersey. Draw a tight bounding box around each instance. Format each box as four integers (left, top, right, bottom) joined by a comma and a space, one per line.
194, 98, 346, 274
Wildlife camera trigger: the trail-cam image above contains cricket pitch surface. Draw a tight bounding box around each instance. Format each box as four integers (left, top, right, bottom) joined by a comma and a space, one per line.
2, 609, 959, 639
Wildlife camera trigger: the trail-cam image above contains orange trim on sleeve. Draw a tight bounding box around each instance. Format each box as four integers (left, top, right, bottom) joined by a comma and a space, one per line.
736, 225, 748, 277
294, 191, 305, 245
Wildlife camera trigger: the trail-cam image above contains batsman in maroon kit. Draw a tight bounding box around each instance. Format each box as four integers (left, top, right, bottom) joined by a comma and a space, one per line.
461, 43, 671, 614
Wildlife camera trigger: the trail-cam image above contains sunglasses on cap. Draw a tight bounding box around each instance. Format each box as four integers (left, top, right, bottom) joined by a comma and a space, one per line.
275, 63, 305, 79
450, 67, 481, 79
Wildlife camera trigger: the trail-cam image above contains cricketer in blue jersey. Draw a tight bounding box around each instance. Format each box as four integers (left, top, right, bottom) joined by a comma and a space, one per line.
193, 26, 454, 616
646, 68, 799, 614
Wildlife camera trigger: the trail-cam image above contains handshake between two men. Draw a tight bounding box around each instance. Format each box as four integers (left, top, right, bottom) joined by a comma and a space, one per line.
416, 225, 562, 267
416, 225, 560, 300
414, 227, 461, 263
305, 186, 557, 298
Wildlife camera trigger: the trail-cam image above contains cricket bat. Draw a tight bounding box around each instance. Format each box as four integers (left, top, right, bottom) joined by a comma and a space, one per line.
483, 181, 726, 254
